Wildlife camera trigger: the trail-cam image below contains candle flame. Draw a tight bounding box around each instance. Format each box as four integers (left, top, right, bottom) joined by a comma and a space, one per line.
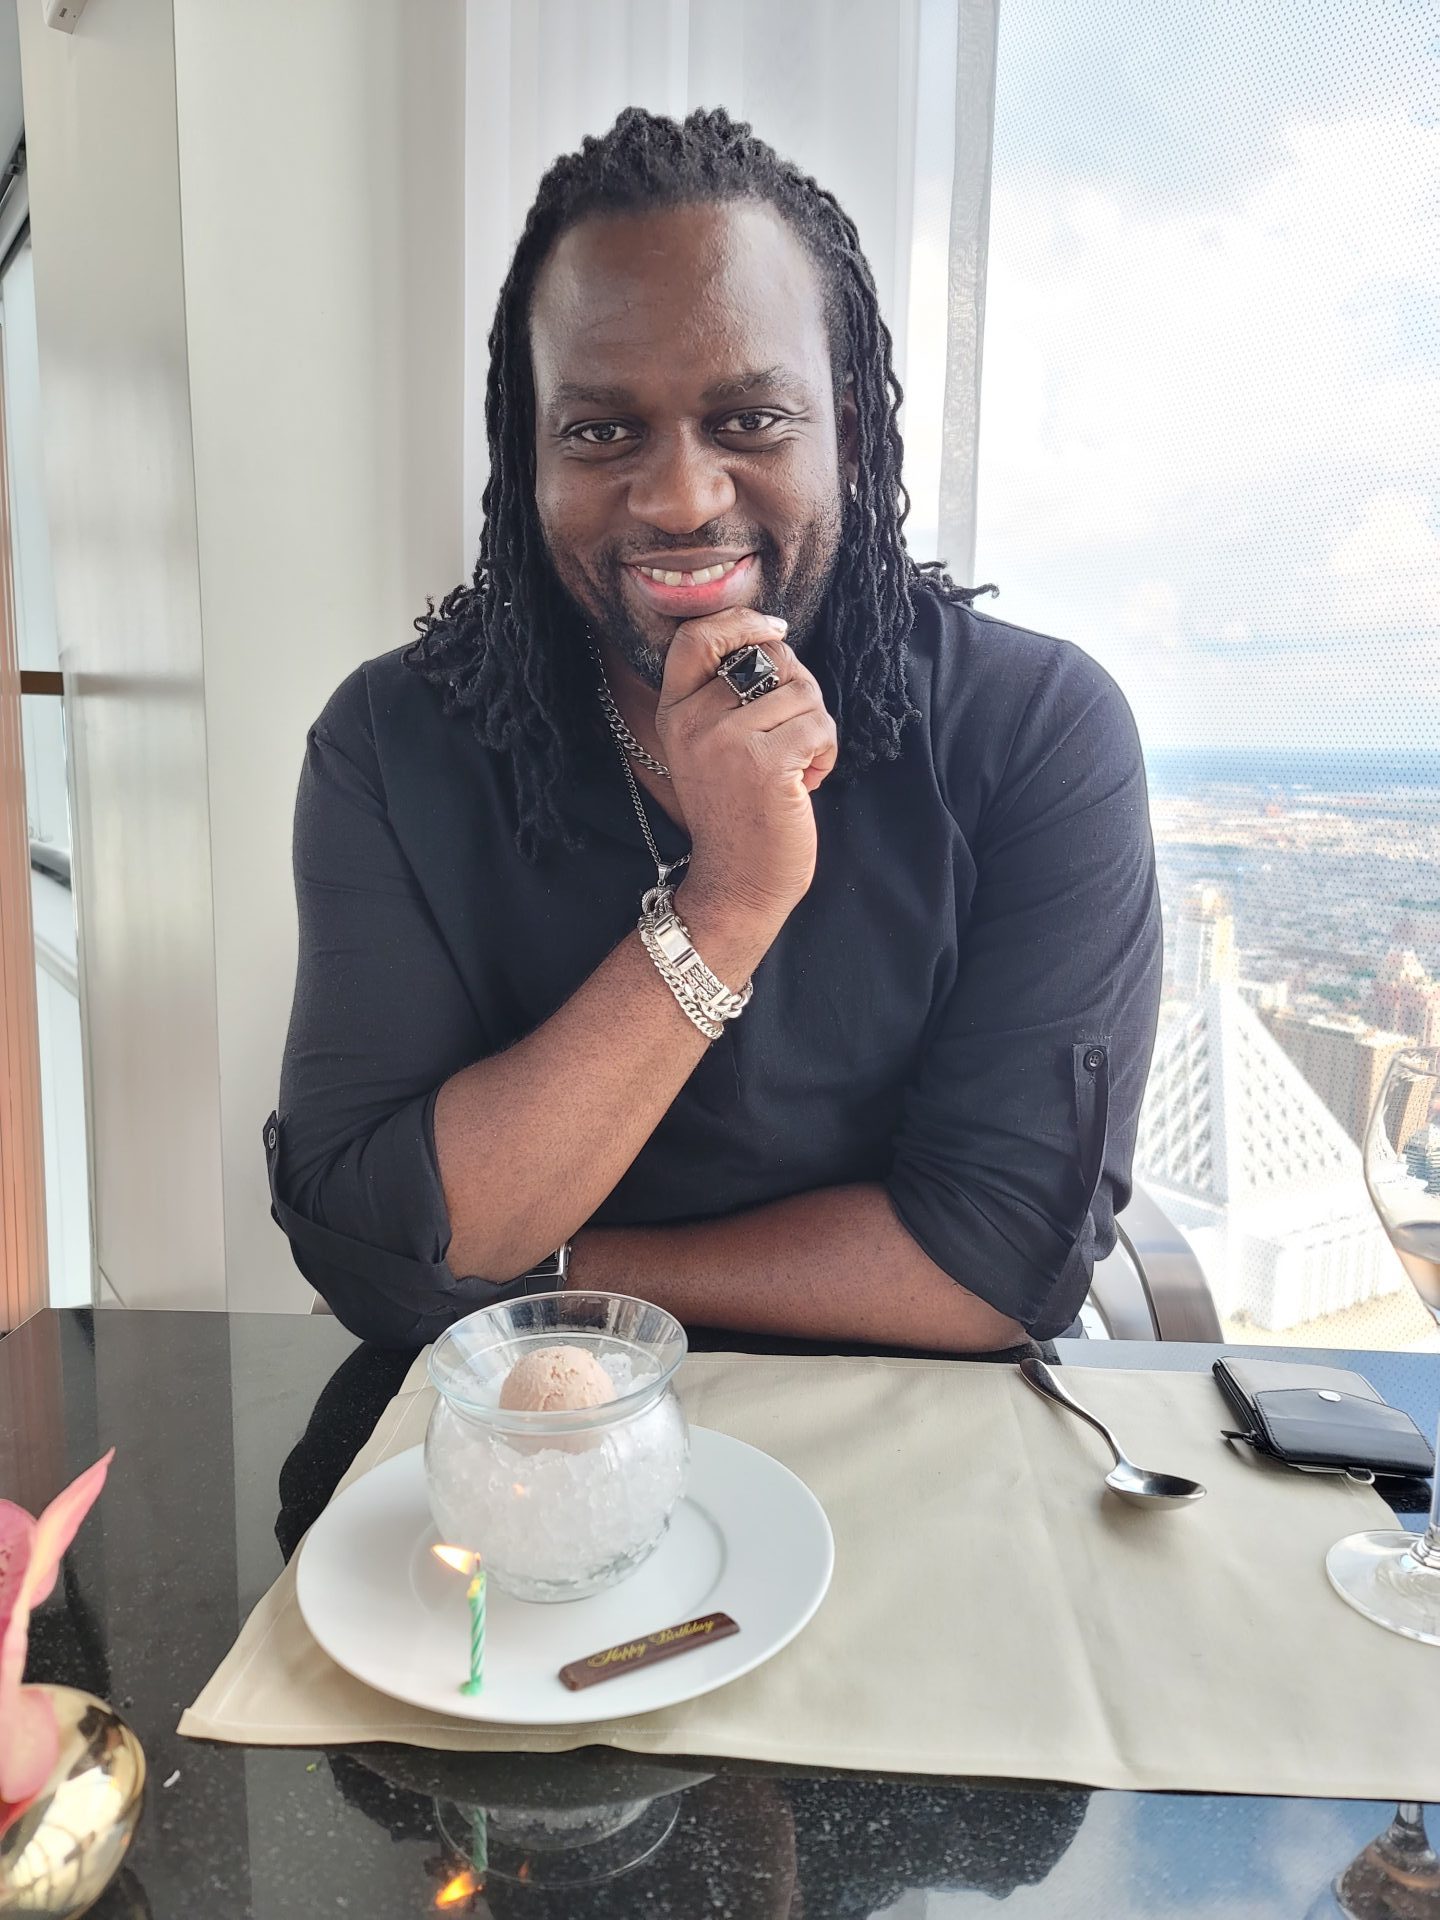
434, 1867, 481, 1907
432, 1543, 481, 1576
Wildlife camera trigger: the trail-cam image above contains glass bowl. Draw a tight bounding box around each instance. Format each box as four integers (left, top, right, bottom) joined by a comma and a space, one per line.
424, 1292, 689, 1602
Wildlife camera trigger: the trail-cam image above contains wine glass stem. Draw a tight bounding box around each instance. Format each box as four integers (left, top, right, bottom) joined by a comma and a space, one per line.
1416, 1412, 1440, 1571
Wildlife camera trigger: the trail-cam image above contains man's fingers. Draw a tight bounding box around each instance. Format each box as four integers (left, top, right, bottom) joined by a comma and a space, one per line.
671, 643, 818, 728
657, 608, 791, 706
661, 659, 820, 757
744, 709, 839, 782
650, 609, 838, 798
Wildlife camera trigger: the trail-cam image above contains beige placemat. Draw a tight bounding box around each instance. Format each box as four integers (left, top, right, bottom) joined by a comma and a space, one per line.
181, 1352, 1440, 1798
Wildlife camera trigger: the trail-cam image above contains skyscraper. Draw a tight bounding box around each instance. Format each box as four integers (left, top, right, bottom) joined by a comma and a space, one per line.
1263, 1010, 1417, 1147
1367, 948, 1440, 1047
1171, 885, 1239, 1000
1136, 985, 1399, 1332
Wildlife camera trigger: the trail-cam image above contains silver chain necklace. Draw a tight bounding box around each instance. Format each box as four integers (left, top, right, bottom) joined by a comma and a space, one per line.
591, 645, 690, 895
592, 662, 671, 780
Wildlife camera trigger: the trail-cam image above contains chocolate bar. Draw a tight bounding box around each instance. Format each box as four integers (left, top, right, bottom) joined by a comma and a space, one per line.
558, 1612, 740, 1690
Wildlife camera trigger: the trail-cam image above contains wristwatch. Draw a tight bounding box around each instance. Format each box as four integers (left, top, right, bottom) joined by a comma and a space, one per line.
514, 1240, 573, 1294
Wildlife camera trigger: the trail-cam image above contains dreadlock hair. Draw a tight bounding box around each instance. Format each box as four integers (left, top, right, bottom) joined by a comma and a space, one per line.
405, 104, 995, 860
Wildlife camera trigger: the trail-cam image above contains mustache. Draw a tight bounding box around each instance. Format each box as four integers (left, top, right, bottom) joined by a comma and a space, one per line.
608, 531, 774, 566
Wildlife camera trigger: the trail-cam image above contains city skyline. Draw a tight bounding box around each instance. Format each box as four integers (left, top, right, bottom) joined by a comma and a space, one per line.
1149, 753, 1440, 995
1142, 752, 1440, 1345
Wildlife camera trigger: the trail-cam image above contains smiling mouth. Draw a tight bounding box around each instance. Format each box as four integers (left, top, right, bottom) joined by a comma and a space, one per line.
620, 552, 763, 619
629, 554, 754, 589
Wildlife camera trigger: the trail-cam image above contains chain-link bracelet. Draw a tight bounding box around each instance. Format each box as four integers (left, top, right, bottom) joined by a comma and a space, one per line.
638, 889, 752, 1041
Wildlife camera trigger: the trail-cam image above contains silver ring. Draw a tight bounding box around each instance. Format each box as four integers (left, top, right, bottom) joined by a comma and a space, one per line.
716, 644, 781, 705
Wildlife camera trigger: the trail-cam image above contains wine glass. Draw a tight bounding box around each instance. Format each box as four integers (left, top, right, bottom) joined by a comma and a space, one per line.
1325, 1047, 1440, 1643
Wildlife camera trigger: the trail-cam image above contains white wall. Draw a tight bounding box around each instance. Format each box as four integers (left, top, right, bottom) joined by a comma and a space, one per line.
173, 0, 465, 1311
17, 0, 466, 1310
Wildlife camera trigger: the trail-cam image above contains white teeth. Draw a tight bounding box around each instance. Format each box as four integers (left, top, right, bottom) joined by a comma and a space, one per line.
639, 557, 745, 587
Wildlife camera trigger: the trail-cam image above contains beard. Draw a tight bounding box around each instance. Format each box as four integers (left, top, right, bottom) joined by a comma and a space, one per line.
543, 492, 845, 692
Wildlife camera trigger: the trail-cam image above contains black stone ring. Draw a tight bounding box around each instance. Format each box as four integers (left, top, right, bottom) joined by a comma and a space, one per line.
716, 644, 781, 705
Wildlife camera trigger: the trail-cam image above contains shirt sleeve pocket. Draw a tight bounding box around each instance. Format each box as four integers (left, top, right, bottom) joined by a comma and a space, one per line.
1047, 1040, 1113, 1330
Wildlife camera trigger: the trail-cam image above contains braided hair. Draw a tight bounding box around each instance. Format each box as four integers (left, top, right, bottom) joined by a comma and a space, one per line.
405, 105, 993, 859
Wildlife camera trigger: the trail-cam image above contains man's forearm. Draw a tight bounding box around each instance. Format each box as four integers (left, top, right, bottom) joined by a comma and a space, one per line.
434, 880, 779, 1281
569, 1182, 1027, 1353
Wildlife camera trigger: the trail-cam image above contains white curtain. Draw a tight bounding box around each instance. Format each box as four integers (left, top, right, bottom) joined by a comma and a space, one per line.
462, 0, 999, 581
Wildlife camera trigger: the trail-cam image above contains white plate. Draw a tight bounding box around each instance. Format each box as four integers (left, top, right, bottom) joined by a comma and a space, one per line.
296, 1427, 833, 1725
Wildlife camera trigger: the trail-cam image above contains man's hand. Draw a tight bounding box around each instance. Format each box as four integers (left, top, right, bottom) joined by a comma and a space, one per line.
431, 608, 839, 1282
655, 608, 839, 933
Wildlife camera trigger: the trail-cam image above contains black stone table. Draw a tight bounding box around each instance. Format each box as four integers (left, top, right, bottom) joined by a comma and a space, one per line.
2, 1308, 1436, 1918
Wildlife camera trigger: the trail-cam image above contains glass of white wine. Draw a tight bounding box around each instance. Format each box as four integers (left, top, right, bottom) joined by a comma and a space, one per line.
1326, 1047, 1440, 1643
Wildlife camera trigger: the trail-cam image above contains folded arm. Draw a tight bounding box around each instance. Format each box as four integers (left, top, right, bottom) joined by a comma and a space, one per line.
570, 1183, 1026, 1351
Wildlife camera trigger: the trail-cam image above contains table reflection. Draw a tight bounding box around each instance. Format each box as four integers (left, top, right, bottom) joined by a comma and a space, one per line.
314, 1747, 1095, 1918
1306, 1803, 1440, 1919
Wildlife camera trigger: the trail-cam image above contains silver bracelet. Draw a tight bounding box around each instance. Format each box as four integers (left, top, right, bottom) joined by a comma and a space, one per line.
638, 889, 752, 1041
640, 925, 724, 1039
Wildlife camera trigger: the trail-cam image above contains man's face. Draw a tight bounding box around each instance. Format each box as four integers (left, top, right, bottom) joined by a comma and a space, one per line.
529, 198, 857, 688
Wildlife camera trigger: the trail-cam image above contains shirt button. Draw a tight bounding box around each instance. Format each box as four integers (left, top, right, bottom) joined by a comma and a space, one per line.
266, 1125, 278, 1150
1083, 1047, 1107, 1073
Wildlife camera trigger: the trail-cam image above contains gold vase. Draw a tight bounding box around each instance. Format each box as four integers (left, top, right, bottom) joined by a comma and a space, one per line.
0, 1688, 146, 1918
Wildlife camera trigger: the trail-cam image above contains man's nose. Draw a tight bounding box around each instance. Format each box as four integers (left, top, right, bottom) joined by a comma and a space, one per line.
626, 429, 737, 533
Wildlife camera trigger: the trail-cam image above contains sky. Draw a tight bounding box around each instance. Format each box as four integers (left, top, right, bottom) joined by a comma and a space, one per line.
960, 0, 1438, 753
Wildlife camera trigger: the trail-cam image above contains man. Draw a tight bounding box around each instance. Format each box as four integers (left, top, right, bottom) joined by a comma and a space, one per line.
267, 106, 1162, 1351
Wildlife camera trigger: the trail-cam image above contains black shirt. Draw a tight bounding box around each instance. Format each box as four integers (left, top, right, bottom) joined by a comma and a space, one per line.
269, 585, 1162, 1348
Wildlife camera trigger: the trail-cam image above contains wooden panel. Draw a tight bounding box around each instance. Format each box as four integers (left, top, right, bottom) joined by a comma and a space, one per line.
0, 349, 48, 1330
0, 1310, 65, 1510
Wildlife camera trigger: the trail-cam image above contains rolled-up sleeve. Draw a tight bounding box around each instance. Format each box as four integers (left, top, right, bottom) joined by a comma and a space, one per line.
270, 675, 499, 1347
885, 645, 1163, 1339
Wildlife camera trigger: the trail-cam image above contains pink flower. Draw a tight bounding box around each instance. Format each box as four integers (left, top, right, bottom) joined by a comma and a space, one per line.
0, 1450, 114, 1815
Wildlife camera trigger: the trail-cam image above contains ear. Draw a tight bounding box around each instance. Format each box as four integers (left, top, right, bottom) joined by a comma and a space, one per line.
838, 375, 859, 491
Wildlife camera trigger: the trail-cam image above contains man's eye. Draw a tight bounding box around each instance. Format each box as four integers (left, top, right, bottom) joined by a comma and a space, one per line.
721, 410, 783, 435
570, 422, 636, 446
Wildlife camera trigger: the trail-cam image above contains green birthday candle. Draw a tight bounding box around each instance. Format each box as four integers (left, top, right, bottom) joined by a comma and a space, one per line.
460, 1566, 486, 1697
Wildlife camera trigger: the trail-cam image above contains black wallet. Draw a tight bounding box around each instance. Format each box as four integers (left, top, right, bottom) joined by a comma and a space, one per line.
1214, 1356, 1435, 1482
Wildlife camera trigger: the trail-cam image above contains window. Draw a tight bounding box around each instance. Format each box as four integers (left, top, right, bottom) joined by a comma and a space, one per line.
2, 231, 92, 1309
977, 1, 1438, 1347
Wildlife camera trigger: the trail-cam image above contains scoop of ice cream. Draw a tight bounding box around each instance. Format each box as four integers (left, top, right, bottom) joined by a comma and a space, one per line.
499, 1345, 617, 1414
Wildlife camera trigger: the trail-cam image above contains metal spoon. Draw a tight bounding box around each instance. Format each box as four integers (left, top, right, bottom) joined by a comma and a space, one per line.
1018, 1356, 1206, 1508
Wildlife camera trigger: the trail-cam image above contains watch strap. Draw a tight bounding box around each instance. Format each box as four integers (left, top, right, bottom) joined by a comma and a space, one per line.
514, 1239, 572, 1293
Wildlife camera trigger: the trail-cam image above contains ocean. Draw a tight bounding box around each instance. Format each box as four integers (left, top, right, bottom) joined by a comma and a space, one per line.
1145, 748, 1440, 800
